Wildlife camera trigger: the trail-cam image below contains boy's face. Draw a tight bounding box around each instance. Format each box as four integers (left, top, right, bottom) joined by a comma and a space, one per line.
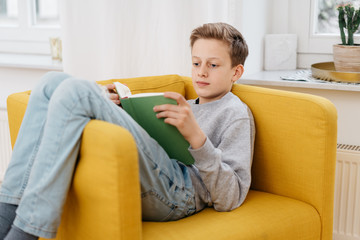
191, 38, 243, 104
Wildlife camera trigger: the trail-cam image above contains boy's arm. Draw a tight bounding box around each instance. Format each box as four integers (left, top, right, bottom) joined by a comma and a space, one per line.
154, 92, 254, 211
190, 118, 254, 211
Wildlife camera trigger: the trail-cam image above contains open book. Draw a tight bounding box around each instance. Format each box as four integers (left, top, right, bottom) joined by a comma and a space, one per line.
114, 82, 195, 165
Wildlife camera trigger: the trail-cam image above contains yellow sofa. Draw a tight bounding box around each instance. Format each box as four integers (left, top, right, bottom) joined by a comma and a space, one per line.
7, 74, 337, 240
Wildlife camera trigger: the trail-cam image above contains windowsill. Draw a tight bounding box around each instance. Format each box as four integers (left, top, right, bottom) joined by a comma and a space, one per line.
240, 70, 360, 92
0, 53, 63, 71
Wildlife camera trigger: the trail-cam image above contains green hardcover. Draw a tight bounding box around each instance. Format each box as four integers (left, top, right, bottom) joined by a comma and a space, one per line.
121, 93, 195, 165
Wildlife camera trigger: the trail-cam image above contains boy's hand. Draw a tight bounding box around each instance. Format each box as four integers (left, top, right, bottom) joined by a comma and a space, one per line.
105, 84, 121, 105
153, 92, 206, 149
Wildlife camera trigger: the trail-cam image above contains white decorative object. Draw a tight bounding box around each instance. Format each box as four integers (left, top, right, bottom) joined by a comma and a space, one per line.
264, 34, 297, 70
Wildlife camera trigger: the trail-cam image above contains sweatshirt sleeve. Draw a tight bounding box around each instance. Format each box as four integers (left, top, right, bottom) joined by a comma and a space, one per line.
188, 117, 254, 212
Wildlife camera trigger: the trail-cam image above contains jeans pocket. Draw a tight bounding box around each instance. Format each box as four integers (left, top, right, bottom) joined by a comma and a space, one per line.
141, 190, 177, 221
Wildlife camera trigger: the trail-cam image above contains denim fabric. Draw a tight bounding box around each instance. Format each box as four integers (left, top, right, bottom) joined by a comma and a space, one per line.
0, 72, 195, 238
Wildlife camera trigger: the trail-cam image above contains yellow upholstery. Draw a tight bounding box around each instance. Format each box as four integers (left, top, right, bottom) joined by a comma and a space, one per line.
143, 191, 321, 239
7, 74, 337, 240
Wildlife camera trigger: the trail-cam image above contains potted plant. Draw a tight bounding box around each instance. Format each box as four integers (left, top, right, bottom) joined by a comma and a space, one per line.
333, 3, 360, 72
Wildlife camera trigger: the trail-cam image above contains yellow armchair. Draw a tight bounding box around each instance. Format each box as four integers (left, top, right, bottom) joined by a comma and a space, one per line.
7, 75, 337, 240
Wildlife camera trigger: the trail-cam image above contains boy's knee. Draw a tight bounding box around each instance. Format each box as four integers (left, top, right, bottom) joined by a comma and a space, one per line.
40, 72, 71, 86
48, 78, 99, 112
60, 78, 95, 93
33, 72, 72, 98
51, 78, 97, 102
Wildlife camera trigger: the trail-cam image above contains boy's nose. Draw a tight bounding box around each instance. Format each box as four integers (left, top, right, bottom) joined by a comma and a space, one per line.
198, 66, 208, 78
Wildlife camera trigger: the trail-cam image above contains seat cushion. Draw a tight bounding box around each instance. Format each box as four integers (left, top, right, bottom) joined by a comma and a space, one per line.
142, 190, 321, 240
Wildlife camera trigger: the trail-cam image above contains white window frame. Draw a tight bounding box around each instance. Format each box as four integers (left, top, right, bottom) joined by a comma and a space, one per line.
290, 0, 360, 53
0, 0, 61, 55
287, 0, 360, 67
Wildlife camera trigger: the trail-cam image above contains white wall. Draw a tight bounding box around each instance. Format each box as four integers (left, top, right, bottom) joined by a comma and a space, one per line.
0, 67, 52, 109
240, 0, 271, 77
60, 0, 270, 81
269, 0, 290, 34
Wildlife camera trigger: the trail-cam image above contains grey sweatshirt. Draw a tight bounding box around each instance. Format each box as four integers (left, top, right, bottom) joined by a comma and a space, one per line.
186, 92, 255, 212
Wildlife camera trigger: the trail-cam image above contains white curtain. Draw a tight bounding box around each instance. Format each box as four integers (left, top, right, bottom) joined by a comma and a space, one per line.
59, 0, 247, 81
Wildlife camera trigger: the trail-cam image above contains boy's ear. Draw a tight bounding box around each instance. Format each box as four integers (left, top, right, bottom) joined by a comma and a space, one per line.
232, 64, 244, 82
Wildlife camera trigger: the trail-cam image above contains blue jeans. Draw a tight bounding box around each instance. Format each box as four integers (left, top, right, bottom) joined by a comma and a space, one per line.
0, 72, 196, 238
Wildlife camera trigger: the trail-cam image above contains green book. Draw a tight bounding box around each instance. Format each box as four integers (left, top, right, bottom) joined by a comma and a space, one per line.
114, 82, 195, 165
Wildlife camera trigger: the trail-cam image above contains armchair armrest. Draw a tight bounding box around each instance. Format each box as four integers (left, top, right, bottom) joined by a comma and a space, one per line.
7, 92, 142, 240
55, 120, 142, 240
7, 91, 31, 148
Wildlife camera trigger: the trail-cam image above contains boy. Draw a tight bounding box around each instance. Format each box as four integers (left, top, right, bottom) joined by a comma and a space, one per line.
0, 22, 254, 239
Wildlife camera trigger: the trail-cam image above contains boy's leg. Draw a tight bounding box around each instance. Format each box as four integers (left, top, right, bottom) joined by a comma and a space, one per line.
4, 225, 37, 240
0, 71, 71, 204
0, 72, 70, 239
12, 78, 195, 239
0, 202, 17, 239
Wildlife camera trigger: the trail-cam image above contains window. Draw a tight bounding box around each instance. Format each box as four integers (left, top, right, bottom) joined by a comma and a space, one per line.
286, 0, 360, 68
0, 0, 18, 26
315, 0, 360, 35
315, 0, 339, 34
0, 0, 60, 55
32, 0, 59, 27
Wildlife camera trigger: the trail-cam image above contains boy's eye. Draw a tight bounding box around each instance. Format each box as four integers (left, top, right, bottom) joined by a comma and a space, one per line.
210, 64, 217, 68
193, 62, 200, 67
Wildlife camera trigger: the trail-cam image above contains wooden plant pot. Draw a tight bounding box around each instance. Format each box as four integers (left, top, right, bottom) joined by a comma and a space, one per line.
333, 44, 360, 72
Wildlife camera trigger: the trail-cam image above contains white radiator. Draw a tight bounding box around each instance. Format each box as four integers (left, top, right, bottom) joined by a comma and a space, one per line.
334, 144, 360, 240
0, 109, 12, 182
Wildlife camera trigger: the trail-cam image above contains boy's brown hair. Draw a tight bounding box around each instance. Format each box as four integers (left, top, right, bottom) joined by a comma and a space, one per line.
190, 22, 249, 67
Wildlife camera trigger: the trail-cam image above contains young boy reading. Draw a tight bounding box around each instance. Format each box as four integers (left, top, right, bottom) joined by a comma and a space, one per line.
0, 22, 255, 240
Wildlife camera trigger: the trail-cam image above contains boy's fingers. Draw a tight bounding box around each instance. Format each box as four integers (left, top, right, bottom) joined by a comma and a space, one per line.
156, 109, 180, 119
108, 93, 121, 105
109, 93, 119, 100
163, 92, 187, 106
106, 84, 116, 93
153, 104, 178, 113
106, 84, 115, 89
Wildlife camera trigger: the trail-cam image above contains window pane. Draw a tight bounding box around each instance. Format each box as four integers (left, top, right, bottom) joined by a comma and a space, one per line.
315, 0, 360, 34
33, 0, 59, 27
0, 0, 18, 26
